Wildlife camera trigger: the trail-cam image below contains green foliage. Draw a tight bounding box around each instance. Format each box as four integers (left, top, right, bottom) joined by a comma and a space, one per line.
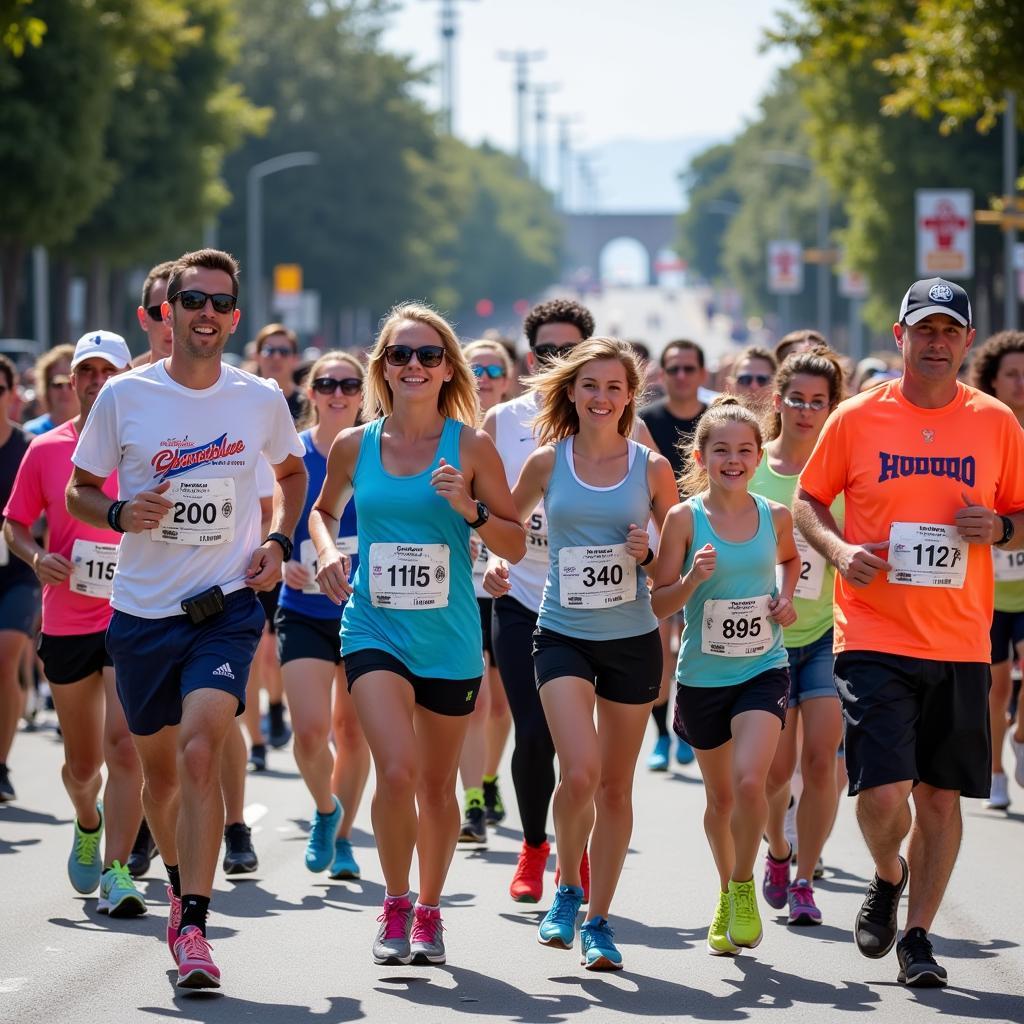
676, 144, 739, 282
1, 0, 46, 55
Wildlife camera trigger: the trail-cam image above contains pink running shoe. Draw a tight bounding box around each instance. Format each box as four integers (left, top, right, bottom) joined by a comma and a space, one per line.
166, 885, 182, 958
787, 879, 822, 926
762, 850, 790, 910
174, 926, 221, 989
373, 893, 414, 965
410, 904, 446, 965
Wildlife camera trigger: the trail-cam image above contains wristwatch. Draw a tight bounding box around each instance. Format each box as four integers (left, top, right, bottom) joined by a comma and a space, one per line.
265, 532, 294, 561
996, 515, 1014, 547
465, 501, 490, 530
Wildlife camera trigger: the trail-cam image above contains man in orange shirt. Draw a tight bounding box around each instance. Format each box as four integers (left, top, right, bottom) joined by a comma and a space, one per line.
794, 278, 1024, 989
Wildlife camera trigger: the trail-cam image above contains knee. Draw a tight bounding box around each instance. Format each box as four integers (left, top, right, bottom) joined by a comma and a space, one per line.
179, 734, 218, 787
765, 761, 793, 796
65, 749, 102, 787
417, 777, 457, 812
144, 772, 178, 806
705, 787, 734, 819
105, 731, 140, 776
859, 784, 907, 822
802, 747, 838, 788
293, 720, 329, 756
335, 717, 366, 752
915, 787, 960, 826
734, 773, 767, 807
561, 762, 599, 802
377, 759, 416, 799
596, 778, 632, 815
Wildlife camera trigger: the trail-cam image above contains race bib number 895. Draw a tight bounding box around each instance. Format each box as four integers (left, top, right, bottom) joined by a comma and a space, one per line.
701, 596, 774, 657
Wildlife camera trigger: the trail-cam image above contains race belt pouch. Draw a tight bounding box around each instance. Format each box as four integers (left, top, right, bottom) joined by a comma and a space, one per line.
181, 584, 226, 625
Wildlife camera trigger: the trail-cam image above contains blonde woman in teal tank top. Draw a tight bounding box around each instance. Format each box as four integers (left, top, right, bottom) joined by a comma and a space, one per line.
310, 303, 525, 968
749, 346, 846, 928
652, 398, 799, 955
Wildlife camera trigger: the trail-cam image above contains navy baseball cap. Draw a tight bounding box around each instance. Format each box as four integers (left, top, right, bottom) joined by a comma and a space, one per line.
898, 278, 972, 327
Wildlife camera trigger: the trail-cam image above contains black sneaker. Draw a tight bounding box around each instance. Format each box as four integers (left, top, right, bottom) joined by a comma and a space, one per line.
855, 855, 908, 958
483, 777, 506, 825
457, 806, 487, 845
0, 764, 15, 802
127, 818, 158, 878
897, 927, 948, 987
266, 703, 292, 749
223, 822, 258, 874
248, 743, 267, 772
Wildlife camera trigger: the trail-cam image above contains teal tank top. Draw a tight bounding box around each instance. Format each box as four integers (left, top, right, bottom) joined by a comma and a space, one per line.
676, 492, 788, 688
538, 436, 657, 640
340, 417, 483, 679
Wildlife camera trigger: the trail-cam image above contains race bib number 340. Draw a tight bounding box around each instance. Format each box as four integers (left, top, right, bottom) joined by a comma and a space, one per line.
701, 596, 774, 657
558, 544, 636, 609
369, 543, 449, 609
152, 478, 236, 546
887, 522, 967, 589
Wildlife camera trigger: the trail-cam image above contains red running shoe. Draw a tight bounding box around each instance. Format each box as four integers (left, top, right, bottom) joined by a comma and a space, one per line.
554, 847, 591, 905
510, 840, 550, 903
174, 926, 221, 989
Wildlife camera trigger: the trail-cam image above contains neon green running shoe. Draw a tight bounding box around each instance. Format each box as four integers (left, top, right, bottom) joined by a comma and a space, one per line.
98, 860, 147, 917
727, 878, 763, 949
68, 805, 104, 894
707, 890, 739, 955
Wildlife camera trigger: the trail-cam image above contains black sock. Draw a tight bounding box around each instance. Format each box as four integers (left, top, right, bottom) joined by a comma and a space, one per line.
651, 702, 669, 738
166, 863, 181, 898
269, 701, 285, 728
180, 894, 210, 935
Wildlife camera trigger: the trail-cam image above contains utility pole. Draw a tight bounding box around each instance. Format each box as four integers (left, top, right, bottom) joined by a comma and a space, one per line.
1005, 90, 1019, 330
424, 0, 476, 135
556, 115, 581, 210
498, 49, 544, 165
531, 82, 560, 187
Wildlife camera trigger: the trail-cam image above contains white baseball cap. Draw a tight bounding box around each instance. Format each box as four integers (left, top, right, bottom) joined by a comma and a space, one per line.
70, 330, 132, 370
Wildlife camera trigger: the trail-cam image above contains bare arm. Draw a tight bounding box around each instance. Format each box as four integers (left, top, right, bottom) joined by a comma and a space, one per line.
245, 453, 308, 592
4, 518, 73, 586
634, 452, 680, 578
67, 466, 172, 532
650, 503, 712, 619
768, 503, 798, 626
308, 427, 362, 605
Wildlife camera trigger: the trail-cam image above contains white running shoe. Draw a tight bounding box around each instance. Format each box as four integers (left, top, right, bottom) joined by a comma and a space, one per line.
1012, 737, 1024, 789
986, 772, 1011, 810
784, 796, 798, 862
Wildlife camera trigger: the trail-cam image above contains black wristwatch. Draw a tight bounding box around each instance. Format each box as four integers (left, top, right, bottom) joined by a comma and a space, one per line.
265, 532, 294, 561
996, 515, 1015, 547
465, 501, 490, 530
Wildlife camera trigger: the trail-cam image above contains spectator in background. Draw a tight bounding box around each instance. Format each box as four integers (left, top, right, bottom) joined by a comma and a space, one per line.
727, 345, 777, 413
775, 329, 826, 367
255, 323, 308, 423
24, 345, 79, 436
853, 355, 901, 394
132, 261, 175, 366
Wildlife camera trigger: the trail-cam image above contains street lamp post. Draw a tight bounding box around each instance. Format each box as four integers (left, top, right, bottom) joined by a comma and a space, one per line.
246, 152, 319, 330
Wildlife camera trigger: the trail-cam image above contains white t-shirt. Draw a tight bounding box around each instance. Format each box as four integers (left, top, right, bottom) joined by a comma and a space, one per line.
72, 360, 304, 619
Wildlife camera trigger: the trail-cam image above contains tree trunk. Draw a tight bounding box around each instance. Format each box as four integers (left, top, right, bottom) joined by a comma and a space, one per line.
52, 257, 71, 345
85, 256, 110, 328
1, 241, 26, 336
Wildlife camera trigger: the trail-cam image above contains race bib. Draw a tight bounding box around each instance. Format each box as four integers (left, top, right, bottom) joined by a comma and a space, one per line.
701, 596, 774, 657
0, 532, 8, 567
471, 535, 489, 578
300, 535, 357, 595
524, 506, 549, 562
993, 547, 1024, 583
152, 478, 235, 546
70, 539, 118, 600
558, 544, 636, 609
793, 530, 825, 600
887, 522, 967, 589
369, 542, 449, 609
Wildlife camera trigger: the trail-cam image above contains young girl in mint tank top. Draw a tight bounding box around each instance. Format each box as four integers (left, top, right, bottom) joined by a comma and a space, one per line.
652, 397, 799, 956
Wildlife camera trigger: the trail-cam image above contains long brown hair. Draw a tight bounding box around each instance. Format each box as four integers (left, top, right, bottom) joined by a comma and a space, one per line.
364, 302, 479, 426
766, 345, 846, 441
677, 396, 763, 497
528, 336, 644, 444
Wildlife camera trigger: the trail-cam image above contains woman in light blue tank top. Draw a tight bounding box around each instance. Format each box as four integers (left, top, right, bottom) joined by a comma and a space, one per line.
511, 338, 678, 970
309, 304, 525, 965
651, 398, 799, 954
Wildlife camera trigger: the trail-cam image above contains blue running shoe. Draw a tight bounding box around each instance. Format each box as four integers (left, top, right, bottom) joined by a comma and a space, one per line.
676, 739, 695, 765
98, 861, 147, 917
580, 916, 623, 971
305, 796, 342, 873
646, 735, 670, 772
68, 805, 104, 894
538, 884, 583, 949
329, 837, 361, 880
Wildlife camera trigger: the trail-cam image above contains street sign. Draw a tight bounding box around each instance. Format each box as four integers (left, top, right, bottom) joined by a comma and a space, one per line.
273, 264, 302, 294
916, 190, 974, 278
767, 241, 803, 295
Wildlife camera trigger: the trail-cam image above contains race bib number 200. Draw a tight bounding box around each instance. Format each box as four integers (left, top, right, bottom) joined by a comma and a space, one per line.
152, 478, 236, 546
369, 543, 449, 609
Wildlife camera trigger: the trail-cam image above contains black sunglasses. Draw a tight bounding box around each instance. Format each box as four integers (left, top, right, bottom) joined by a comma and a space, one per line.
471, 364, 507, 379
736, 373, 772, 388
534, 343, 577, 361
261, 345, 295, 358
145, 304, 164, 322
312, 376, 361, 396
665, 364, 700, 376
384, 345, 445, 368
168, 289, 237, 314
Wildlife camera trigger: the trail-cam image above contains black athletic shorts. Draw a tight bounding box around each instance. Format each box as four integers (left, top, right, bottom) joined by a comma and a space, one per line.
37, 630, 112, 685
834, 651, 991, 799
257, 582, 281, 635
990, 609, 1024, 665
533, 626, 662, 705
478, 597, 494, 661
274, 606, 341, 666
673, 667, 790, 751
344, 648, 482, 717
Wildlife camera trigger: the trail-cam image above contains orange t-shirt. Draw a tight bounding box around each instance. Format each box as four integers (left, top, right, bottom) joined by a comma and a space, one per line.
799, 380, 1024, 662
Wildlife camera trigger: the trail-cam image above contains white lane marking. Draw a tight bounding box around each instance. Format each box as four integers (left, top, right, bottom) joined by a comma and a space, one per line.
244, 803, 268, 827
0, 978, 28, 993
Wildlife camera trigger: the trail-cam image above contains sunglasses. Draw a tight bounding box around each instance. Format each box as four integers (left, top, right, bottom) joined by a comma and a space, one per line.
471, 364, 507, 379
665, 364, 700, 376
736, 373, 772, 388
146, 304, 164, 322
534, 343, 577, 361
261, 345, 294, 358
782, 395, 828, 412
312, 376, 361, 396
168, 289, 237, 314
384, 345, 446, 368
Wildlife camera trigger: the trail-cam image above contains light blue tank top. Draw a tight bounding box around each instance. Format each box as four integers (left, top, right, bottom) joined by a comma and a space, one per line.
676, 492, 788, 688
538, 436, 657, 641
340, 417, 483, 679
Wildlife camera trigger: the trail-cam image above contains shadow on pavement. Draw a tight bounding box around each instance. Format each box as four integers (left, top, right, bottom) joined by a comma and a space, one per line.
209, 879, 344, 920
0, 835, 40, 856
870, 982, 1024, 1020
0, 804, 70, 827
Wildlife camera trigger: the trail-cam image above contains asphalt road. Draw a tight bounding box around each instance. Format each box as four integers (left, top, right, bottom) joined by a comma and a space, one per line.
2, 710, 1023, 1023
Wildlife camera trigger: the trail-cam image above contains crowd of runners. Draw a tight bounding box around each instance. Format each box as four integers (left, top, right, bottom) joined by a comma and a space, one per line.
1, 249, 1022, 993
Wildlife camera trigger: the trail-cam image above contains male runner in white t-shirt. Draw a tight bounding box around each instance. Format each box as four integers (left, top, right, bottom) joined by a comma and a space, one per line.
67, 248, 307, 990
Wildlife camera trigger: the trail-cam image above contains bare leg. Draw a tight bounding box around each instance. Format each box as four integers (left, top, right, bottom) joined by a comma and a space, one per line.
693, 741, 735, 891
131, 726, 181, 865
49, 673, 104, 831
989, 659, 1011, 775
856, 780, 914, 886
764, 706, 798, 860
101, 667, 143, 864
219, 720, 248, 824
483, 661, 511, 778
729, 710, 783, 882
330, 666, 369, 838
905, 784, 961, 933
283, 657, 334, 812
0, 631, 29, 765
457, 663, 490, 793
793, 697, 842, 881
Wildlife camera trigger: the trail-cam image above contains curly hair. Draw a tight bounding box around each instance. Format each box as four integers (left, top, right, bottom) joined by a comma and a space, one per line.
970, 331, 1024, 397
522, 298, 595, 348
